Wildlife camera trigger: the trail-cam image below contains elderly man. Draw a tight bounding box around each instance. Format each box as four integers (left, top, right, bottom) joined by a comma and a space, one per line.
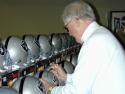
41, 1, 125, 94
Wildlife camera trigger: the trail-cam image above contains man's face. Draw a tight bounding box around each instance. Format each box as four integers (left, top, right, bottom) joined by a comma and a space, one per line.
64, 18, 81, 43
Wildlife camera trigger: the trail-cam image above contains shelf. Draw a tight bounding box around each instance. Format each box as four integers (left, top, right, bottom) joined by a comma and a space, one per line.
0, 44, 81, 87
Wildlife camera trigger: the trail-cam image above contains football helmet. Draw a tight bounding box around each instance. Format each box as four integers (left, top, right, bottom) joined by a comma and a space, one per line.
23, 35, 40, 63
50, 33, 62, 54
3, 36, 28, 70
37, 35, 53, 60
12, 76, 45, 94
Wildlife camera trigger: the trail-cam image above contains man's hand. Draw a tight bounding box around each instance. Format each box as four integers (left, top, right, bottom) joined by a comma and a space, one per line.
40, 78, 55, 94
50, 64, 67, 82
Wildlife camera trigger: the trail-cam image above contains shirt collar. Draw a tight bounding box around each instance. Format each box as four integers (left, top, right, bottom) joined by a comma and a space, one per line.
81, 21, 100, 43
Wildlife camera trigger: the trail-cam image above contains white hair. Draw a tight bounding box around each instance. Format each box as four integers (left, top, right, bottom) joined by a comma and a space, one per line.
62, 0, 96, 24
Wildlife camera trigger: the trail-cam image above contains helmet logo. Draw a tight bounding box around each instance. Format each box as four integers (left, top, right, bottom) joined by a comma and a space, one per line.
21, 41, 28, 52
37, 81, 45, 93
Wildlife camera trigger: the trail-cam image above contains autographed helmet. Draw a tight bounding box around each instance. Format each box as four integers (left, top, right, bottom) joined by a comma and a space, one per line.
37, 35, 53, 60
23, 35, 40, 63
3, 36, 28, 70
12, 76, 45, 94
0, 87, 18, 94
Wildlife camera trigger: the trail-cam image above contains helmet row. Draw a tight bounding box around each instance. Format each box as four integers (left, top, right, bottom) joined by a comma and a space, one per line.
0, 53, 78, 94
12, 55, 77, 94
0, 33, 77, 72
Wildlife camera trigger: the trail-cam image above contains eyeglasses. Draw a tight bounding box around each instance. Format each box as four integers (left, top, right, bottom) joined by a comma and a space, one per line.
64, 17, 79, 32
64, 19, 73, 32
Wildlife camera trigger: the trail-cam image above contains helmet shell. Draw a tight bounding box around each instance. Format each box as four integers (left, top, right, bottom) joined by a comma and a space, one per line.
12, 76, 45, 94
37, 35, 52, 59
50, 33, 62, 54
23, 35, 40, 63
0, 87, 18, 94
3, 36, 28, 69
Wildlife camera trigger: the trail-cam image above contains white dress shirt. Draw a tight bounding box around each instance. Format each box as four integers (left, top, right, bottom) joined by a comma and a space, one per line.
52, 22, 125, 94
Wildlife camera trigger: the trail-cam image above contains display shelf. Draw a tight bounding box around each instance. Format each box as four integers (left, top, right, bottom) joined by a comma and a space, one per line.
0, 44, 81, 87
